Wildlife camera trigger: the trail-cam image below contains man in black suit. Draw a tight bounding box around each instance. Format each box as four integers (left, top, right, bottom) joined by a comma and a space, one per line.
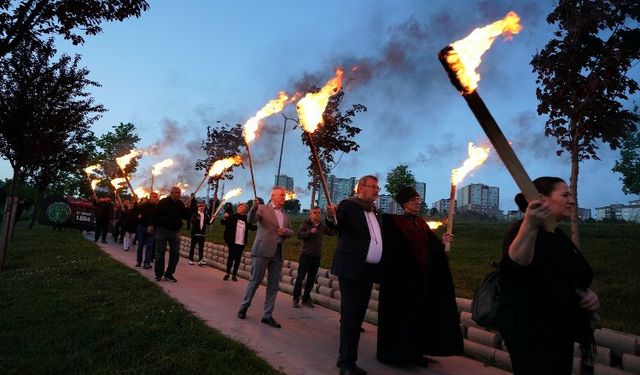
326, 175, 382, 375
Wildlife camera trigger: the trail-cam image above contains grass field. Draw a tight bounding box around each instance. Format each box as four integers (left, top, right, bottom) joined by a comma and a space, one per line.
0, 223, 282, 375
190, 216, 640, 335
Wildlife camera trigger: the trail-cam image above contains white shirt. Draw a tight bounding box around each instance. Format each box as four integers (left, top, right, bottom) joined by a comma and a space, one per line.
234, 219, 246, 245
364, 210, 382, 264
272, 204, 284, 228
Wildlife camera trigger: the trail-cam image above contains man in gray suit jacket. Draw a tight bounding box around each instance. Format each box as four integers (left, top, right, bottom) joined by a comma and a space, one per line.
237, 186, 294, 328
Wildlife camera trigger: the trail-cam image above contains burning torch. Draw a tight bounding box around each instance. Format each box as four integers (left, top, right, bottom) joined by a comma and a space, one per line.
115, 150, 140, 198
438, 11, 556, 231
296, 68, 343, 223
110, 177, 126, 205
193, 156, 243, 197
444, 142, 490, 252
151, 158, 174, 192
243, 92, 292, 200
84, 164, 101, 193
210, 187, 243, 223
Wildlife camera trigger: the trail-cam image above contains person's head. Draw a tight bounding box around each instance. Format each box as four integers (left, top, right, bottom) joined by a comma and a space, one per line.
515, 176, 574, 220
170, 187, 181, 201
356, 175, 380, 203
270, 186, 286, 209
197, 201, 206, 212
236, 203, 247, 215
309, 206, 321, 223
149, 192, 159, 204
395, 186, 421, 215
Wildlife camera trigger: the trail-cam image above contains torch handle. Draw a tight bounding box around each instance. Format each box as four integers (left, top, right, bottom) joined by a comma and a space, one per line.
150, 174, 154, 194
444, 183, 456, 252
212, 199, 225, 219
123, 174, 137, 199
463, 91, 556, 231
245, 142, 258, 200
192, 175, 207, 197
308, 135, 337, 223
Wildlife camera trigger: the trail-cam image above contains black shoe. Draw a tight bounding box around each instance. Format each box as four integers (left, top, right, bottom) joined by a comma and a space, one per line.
163, 275, 177, 282
292, 299, 300, 308
223, 274, 230, 281
261, 316, 281, 328
302, 298, 315, 308
143, 263, 152, 269
237, 307, 247, 319
232, 275, 238, 282
339, 364, 367, 375
155, 276, 162, 282
135, 262, 141, 267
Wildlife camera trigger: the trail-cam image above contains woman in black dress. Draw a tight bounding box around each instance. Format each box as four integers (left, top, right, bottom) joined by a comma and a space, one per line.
497, 177, 600, 374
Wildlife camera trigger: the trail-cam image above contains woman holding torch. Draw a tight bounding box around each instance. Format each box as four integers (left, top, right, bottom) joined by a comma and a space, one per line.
496, 177, 599, 375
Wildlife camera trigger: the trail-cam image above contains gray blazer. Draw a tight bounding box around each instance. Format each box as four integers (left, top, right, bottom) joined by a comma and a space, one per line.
247, 203, 294, 259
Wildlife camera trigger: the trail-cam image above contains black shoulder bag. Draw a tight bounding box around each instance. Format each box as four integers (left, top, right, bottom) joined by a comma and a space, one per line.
471, 261, 501, 329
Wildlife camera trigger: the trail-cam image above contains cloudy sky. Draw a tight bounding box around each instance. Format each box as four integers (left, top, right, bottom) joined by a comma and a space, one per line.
1, 0, 638, 211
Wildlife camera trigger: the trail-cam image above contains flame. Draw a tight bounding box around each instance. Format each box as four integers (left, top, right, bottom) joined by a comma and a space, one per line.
116, 149, 141, 170
451, 142, 491, 185
133, 186, 149, 198
110, 177, 126, 189
297, 68, 344, 133
223, 187, 242, 201
175, 182, 189, 192
207, 155, 242, 177
243, 91, 291, 143
426, 221, 443, 230
285, 190, 297, 200
90, 179, 100, 191
444, 11, 522, 94
152, 158, 174, 176
84, 164, 100, 176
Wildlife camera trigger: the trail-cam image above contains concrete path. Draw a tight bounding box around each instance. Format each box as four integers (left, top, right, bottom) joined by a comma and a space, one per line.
88, 234, 510, 375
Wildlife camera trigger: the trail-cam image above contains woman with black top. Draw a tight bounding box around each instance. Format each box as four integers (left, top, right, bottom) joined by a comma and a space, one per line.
496, 177, 600, 375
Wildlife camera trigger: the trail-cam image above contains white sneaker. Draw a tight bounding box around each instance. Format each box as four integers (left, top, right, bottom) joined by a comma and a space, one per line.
199, 259, 206, 265
188, 260, 194, 265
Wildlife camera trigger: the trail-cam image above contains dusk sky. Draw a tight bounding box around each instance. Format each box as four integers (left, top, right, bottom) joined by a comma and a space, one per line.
1, 0, 638, 211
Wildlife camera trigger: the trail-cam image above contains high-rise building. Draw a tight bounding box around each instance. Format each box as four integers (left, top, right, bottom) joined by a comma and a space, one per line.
414, 181, 427, 203
316, 175, 356, 208
432, 198, 452, 215
456, 183, 501, 217
274, 175, 294, 191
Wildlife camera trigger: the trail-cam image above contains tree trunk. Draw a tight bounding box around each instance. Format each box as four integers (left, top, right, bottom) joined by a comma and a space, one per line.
310, 175, 317, 210
570, 147, 581, 247
29, 190, 42, 230
0, 171, 20, 271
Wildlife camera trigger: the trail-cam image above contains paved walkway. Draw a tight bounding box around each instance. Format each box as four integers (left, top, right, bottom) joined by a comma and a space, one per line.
88, 234, 510, 375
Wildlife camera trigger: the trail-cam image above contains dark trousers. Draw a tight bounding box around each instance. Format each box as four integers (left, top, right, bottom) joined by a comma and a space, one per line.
226, 243, 245, 276
293, 254, 320, 301
136, 225, 155, 265
94, 219, 109, 242
189, 235, 205, 261
154, 227, 181, 278
113, 220, 123, 241
501, 329, 574, 375
337, 263, 376, 369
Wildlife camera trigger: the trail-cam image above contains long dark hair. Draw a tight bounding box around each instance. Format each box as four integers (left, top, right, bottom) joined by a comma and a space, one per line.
515, 176, 566, 212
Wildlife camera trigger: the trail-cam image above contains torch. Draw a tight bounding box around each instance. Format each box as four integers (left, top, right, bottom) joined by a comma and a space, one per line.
444, 142, 490, 252
438, 11, 556, 231
115, 150, 140, 198
110, 177, 126, 205
84, 164, 101, 192
296, 68, 343, 222
210, 187, 243, 223
151, 158, 174, 192
242, 91, 292, 200
193, 156, 243, 197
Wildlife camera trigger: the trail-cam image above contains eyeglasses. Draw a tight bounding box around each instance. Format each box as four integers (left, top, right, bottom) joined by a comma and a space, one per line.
362, 184, 380, 191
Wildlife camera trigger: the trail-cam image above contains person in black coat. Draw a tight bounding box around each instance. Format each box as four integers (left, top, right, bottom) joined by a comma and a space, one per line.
121, 199, 139, 251
220, 203, 256, 281
93, 194, 113, 243
326, 175, 383, 375
377, 186, 463, 367
188, 201, 210, 265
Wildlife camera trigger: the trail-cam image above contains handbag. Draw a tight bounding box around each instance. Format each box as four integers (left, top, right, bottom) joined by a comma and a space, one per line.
471, 262, 501, 329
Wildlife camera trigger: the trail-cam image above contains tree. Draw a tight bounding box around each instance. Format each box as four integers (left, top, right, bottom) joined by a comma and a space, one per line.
297, 90, 366, 207
284, 199, 301, 214
0, 0, 149, 57
612, 128, 640, 196
385, 165, 416, 199
196, 122, 245, 198
94, 122, 140, 180
0, 39, 104, 269
531, 0, 640, 245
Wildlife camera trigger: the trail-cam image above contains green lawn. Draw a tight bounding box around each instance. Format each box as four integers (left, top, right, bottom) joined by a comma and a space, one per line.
0, 223, 282, 375
194, 217, 640, 335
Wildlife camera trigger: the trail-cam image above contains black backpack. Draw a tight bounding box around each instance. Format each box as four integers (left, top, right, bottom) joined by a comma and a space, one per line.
471, 262, 501, 329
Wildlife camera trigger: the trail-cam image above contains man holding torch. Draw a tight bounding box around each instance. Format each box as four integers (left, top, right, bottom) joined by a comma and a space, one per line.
237, 186, 294, 329
325, 175, 382, 375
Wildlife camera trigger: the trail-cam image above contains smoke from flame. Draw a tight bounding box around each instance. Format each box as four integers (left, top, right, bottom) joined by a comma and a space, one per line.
207, 155, 243, 177
243, 91, 291, 144
451, 142, 491, 185
444, 11, 522, 94
152, 158, 174, 176
297, 68, 344, 133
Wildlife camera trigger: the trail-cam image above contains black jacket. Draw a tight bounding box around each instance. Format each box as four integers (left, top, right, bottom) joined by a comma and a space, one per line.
221, 213, 256, 246
190, 211, 210, 236
150, 197, 189, 232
